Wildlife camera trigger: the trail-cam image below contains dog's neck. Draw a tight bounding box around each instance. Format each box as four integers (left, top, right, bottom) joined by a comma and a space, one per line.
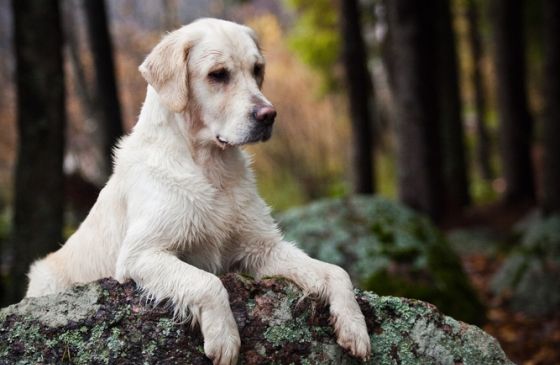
132, 86, 247, 190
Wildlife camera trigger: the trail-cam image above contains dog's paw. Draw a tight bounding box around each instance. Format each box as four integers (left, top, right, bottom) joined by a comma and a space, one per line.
204, 331, 241, 365
333, 313, 371, 361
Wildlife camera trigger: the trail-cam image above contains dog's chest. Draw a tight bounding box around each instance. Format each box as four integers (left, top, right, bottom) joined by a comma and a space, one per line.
170, 177, 248, 271
175, 185, 237, 235
143, 149, 252, 272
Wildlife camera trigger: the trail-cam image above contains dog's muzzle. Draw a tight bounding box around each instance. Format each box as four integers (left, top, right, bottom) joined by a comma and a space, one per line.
246, 104, 275, 143
252, 105, 276, 126
242, 104, 275, 143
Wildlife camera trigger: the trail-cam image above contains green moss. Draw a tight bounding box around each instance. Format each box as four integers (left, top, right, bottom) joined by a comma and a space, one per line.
0, 275, 513, 365
59, 330, 86, 350
157, 318, 175, 337
279, 195, 485, 324
1, 322, 43, 358
264, 318, 312, 347
281, 281, 306, 302
355, 290, 509, 365
142, 341, 158, 357
90, 323, 107, 342
0, 310, 136, 365
492, 214, 560, 315
106, 327, 124, 353
311, 325, 332, 338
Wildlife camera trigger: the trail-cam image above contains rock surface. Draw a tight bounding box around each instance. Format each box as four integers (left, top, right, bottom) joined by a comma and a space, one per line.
0, 274, 512, 365
492, 214, 560, 316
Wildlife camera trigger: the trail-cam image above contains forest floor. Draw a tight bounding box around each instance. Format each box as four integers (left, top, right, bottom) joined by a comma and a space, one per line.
461, 253, 560, 365
445, 202, 560, 365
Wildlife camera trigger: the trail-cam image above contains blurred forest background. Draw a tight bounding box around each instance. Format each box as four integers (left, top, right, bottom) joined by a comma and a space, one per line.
0, 0, 559, 363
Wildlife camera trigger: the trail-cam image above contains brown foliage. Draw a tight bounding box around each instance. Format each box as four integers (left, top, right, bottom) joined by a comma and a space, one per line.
247, 15, 350, 204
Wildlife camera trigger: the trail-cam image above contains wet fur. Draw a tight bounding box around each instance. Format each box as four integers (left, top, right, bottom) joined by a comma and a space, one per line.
26, 18, 371, 365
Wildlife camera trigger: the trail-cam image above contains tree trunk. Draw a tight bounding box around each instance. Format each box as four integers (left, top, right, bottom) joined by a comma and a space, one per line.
491, 0, 535, 203
436, 0, 470, 210
64, 1, 96, 123
8, 0, 65, 303
541, 0, 560, 214
340, 0, 375, 194
466, 0, 494, 181
162, 0, 180, 30
83, 0, 124, 180
388, 0, 445, 222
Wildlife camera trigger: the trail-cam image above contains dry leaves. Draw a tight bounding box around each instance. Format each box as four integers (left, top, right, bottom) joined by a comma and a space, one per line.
461, 253, 560, 365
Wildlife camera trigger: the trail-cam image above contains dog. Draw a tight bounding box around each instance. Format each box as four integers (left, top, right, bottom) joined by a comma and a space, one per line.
26, 18, 371, 365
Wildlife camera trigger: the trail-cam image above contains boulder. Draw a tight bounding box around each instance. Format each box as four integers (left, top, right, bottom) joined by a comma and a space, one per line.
278, 196, 486, 324
492, 214, 560, 316
0, 274, 512, 364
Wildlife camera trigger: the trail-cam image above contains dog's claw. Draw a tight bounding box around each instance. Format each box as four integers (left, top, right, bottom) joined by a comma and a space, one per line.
333, 314, 372, 361
205, 333, 240, 365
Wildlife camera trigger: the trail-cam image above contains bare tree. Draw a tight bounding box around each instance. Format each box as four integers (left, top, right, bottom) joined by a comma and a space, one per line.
491, 0, 535, 203
63, 1, 96, 124
83, 0, 124, 180
162, 0, 180, 30
388, 0, 445, 221
466, 0, 493, 181
541, 0, 560, 214
340, 0, 375, 194
436, 0, 470, 210
8, 0, 65, 303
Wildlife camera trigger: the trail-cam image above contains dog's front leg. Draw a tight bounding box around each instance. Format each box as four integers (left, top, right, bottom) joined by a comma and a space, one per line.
117, 246, 240, 365
255, 241, 371, 360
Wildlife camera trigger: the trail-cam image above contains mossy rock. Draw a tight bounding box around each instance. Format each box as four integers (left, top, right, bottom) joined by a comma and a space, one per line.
492, 214, 560, 316
278, 195, 485, 325
0, 275, 513, 365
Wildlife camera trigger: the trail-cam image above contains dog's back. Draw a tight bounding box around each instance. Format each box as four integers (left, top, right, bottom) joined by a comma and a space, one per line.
26, 176, 127, 297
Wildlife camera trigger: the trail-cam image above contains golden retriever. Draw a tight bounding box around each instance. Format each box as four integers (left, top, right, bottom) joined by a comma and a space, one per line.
26, 18, 371, 365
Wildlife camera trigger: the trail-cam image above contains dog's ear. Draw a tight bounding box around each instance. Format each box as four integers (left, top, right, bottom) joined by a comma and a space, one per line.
244, 26, 261, 52
139, 30, 194, 113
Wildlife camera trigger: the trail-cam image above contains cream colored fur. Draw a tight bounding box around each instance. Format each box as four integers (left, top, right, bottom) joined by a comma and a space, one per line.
26, 18, 371, 365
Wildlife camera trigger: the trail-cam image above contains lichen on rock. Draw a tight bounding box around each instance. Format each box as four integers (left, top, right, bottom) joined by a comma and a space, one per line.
278, 195, 486, 324
492, 214, 560, 316
1, 283, 102, 328
0, 274, 512, 365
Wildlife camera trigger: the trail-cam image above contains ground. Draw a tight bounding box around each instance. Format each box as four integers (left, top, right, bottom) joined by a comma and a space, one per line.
460, 247, 560, 365
445, 201, 560, 365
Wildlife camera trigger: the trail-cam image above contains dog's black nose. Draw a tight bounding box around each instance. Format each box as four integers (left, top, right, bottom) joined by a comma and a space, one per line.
253, 105, 277, 126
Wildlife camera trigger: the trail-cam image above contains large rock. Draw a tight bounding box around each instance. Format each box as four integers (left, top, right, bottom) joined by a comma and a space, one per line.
0, 274, 512, 365
492, 214, 560, 316
278, 196, 486, 325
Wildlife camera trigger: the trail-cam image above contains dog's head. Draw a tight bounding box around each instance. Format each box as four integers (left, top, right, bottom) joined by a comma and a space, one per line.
139, 18, 276, 148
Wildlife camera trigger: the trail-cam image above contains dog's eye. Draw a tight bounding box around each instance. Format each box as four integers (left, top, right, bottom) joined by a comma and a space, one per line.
208, 69, 230, 83
253, 64, 264, 77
